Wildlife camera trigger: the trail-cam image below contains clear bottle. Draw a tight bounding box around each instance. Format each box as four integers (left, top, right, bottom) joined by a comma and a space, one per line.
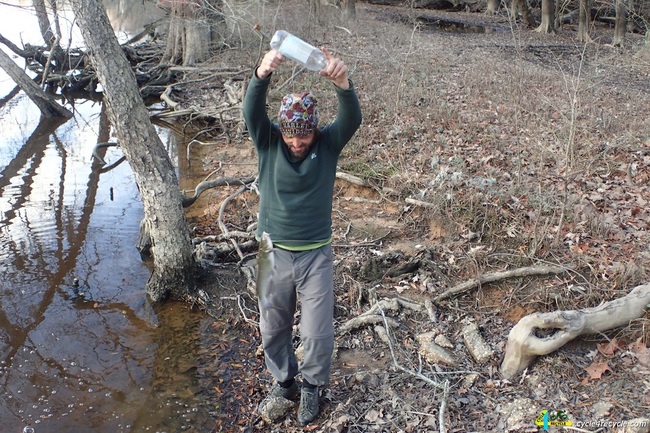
270, 30, 328, 72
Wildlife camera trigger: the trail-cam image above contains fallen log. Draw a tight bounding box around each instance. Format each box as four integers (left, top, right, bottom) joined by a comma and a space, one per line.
500, 283, 650, 379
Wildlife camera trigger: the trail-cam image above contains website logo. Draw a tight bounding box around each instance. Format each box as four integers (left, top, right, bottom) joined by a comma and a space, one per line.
534, 410, 573, 430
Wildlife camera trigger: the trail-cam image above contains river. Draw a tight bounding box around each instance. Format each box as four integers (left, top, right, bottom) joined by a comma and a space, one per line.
0, 1, 221, 432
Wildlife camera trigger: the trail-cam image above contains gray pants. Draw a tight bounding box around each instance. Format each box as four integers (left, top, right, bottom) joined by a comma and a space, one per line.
258, 244, 334, 387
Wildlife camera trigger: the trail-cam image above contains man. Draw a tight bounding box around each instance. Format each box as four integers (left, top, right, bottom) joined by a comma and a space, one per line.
243, 47, 362, 425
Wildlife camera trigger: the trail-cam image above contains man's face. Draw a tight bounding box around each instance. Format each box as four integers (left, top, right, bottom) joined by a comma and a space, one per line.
282, 133, 315, 159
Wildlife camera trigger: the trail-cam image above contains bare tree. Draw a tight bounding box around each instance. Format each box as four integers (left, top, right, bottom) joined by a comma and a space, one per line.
67, 0, 198, 302
536, 0, 557, 33
613, 0, 628, 46
160, 0, 225, 66
577, 0, 594, 42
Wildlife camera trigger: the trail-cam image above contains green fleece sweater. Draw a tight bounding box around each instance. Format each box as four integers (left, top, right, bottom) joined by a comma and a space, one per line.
243, 73, 362, 248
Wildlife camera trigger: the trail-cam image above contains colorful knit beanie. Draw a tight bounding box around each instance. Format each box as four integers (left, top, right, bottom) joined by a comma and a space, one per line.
278, 92, 319, 137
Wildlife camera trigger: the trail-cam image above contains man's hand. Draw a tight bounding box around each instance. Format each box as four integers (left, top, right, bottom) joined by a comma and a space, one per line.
256, 50, 284, 79
320, 48, 350, 90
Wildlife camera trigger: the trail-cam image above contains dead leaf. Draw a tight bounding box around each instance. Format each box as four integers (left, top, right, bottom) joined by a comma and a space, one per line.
569, 242, 590, 254
629, 338, 650, 368
597, 338, 622, 357
584, 361, 612, 380
365, 409, 382, 422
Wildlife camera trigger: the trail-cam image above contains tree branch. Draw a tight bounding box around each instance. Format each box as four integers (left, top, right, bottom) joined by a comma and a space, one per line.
433, 265, 568, 303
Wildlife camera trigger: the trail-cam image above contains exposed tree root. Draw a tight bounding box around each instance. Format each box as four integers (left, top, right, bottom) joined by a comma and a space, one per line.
500, 283, 650, 379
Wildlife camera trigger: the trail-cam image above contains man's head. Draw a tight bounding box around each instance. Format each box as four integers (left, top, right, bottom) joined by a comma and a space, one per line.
279, 92, 318, 158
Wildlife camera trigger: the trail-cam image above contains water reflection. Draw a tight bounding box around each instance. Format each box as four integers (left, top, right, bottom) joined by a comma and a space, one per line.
0, 1, 217, 432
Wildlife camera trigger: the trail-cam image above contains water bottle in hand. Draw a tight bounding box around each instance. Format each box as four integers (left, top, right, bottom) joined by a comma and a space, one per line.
270, 30, 328, 72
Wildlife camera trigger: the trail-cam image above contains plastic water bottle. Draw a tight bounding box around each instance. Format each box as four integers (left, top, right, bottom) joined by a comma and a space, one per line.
270, 30, 328, 71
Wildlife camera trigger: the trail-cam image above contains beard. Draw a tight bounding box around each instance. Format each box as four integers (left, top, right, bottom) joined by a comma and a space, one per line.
288, 144, 310, 159
285, 138, 315, 159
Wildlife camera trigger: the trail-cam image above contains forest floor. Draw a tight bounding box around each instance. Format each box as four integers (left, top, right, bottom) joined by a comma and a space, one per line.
170, 2, 650, 432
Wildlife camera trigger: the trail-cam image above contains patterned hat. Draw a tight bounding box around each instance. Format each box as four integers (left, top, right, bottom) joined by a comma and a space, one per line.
278, 92, 319, 137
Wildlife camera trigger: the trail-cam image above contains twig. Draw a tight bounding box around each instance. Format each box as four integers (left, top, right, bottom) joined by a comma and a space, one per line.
91, 141, 119, 165
217, 183, 252, 260
333, 230, 391, 248
378, 307, 447, 391
220, 295, 258, 325
41, 36, 59, 90
187, 139, 220, 167
405, 197, 437, 209
434, 265, 568, 303
276, 66, 306, 92
439, 380, 449, 433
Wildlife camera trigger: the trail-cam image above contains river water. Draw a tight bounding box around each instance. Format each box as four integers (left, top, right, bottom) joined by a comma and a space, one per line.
1, 1, 220, 432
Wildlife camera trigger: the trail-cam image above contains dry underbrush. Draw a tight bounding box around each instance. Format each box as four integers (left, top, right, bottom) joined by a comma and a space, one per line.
183, 3, 650, 432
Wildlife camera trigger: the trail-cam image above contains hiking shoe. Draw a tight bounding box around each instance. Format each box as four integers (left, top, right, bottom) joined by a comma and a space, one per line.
297, 386, 319, 425
258, 381, 299, 414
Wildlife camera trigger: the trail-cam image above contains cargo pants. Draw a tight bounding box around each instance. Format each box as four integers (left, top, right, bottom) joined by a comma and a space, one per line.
257, 243, 334, 387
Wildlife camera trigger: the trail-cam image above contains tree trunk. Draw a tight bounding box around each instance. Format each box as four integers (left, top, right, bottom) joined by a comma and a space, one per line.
486, 0, 499, 14
612, 0, 627, 46
578, 0, 593, 42
161, 0, 225, 66
33, 0, 56, 44
535, 0, 556, 33
68, 0, 198, 302
0, 48, 72, 119
511, 0, 534, 27
32, 0, 66, 89
309, 0, 322, 24
341, 0, 357, 21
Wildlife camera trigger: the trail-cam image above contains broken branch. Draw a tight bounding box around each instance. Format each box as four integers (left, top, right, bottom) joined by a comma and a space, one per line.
434, 265, 568, 303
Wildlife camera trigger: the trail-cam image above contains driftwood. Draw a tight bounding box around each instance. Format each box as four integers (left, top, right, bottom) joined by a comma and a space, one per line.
500, 283, 650, 379
433, 265, 568, 303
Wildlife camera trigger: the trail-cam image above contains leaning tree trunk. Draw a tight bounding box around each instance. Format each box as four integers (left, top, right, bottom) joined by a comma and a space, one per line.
33, 0, 56, 43
68, 0, 197, 302
612, 0, 627, 46
535, 0, 557, 33
0, 48, 72, 119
